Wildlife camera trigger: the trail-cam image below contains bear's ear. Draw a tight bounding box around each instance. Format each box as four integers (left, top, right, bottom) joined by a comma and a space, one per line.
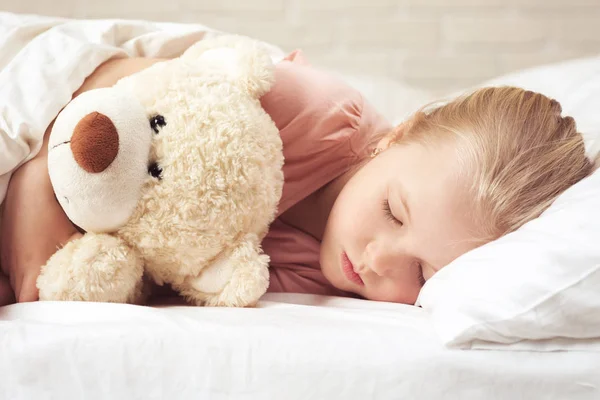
180, 35, 275, 98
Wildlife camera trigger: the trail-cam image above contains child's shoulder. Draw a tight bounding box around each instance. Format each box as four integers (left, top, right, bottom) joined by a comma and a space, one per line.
261, 50, 364, 132
262, 51, 391, 214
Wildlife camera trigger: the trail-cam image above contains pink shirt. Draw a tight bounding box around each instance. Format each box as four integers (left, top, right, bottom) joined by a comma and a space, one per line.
260, 51, 391, 296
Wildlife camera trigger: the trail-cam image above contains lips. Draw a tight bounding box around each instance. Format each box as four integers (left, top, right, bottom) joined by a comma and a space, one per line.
341, 252, 364, 286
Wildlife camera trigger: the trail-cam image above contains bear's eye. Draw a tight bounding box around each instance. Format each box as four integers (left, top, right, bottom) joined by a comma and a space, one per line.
148, 162, 163, 180
150, 115, 166, 134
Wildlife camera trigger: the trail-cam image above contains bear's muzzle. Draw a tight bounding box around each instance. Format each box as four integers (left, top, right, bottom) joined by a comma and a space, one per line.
71, 112, 119, 173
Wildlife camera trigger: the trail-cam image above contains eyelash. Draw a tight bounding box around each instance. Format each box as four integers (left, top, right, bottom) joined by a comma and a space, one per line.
382, 199, 403, 226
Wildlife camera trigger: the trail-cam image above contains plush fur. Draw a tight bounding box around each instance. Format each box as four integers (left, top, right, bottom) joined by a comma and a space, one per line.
37, 36, 284, 307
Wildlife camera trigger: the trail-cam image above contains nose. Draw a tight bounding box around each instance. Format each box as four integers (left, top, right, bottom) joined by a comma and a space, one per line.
70, 112, 119, 173
365, 240, 411, 277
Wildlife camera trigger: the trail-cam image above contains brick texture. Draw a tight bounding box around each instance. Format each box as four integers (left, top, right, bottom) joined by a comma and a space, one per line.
1, 0, 599, 95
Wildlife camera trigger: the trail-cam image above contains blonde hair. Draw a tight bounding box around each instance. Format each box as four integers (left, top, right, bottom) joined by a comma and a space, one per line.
393, 86, 596, 241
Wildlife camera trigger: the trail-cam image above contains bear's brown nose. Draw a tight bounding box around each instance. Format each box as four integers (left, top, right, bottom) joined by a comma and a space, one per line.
71, 112, 120, 173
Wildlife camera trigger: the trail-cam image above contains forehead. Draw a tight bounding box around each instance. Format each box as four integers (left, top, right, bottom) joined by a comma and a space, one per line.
388, 139, 465, 192
387, 141, 482, 266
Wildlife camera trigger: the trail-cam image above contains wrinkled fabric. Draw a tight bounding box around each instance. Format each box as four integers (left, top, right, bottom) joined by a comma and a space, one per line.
1, 295, 599, 400
0, 12, 282, 204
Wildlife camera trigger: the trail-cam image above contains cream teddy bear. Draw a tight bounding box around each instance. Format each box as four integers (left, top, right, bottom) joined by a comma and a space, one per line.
36, 36, 284, 307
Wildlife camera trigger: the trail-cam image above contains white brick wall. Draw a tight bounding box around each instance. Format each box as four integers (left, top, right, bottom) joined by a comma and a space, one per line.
2, 0, 599, 94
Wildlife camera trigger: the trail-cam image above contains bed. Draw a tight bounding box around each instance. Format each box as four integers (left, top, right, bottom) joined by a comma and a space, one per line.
1, 12, 600, 400
2, 294, 599, 399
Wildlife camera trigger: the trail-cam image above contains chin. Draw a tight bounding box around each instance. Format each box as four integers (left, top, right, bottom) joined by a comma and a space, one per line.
328, 267, 355, 294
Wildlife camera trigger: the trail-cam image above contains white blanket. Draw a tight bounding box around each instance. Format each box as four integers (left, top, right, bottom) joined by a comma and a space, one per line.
2, 12, 600, 399
0, 11, 282, 204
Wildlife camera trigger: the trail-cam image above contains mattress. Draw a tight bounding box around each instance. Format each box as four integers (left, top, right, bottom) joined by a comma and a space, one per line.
1, 293, 599, 400
2, 12, 599, 399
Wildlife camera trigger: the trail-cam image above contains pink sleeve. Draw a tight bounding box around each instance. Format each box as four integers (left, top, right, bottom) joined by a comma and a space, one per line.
263, 219, 351, 297
260, 51, 371, 215
259, 52, 392, 296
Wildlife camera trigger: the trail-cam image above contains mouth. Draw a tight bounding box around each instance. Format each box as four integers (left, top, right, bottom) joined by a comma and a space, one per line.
50, 140, 71, 151
341, 252, 364, 286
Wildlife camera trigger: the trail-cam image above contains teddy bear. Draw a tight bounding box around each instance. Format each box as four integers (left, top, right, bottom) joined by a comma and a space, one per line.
35, 35, 284, 307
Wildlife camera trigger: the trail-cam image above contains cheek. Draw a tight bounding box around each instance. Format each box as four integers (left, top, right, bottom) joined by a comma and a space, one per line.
332, 181, 378, 232
326, 196, 353, 240
365, 278, 421, 305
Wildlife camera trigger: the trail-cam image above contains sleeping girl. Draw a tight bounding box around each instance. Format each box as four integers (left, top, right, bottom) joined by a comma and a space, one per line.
0, 49, 595, 306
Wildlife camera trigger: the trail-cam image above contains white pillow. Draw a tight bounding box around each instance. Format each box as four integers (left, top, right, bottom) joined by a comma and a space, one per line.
416, 55, 600, 351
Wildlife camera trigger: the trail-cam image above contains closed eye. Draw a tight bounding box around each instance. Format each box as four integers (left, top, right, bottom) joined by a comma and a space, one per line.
382, 199, 403, 226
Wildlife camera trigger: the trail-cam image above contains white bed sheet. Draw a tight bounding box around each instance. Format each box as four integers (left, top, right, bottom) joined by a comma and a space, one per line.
1, 294, 599, 400
2, 12, 600, 399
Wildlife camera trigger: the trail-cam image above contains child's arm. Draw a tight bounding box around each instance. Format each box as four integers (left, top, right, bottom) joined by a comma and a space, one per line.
0, 143, 81, 303
0, 56, 167, 304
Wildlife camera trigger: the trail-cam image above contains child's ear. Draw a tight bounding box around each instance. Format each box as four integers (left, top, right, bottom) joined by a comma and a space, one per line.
389, 110, 426, 145
378, 122, 408, 150
391, 122, 408, 143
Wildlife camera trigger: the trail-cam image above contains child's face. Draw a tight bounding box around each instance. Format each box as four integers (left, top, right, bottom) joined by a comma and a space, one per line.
320, 139, 482, 304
